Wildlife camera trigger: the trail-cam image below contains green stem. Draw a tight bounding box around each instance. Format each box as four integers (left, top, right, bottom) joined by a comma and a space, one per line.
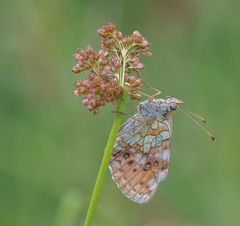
83, 90, 128, 226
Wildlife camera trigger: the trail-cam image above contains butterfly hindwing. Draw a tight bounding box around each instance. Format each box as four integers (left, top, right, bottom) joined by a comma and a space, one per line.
109, 114, 172, 203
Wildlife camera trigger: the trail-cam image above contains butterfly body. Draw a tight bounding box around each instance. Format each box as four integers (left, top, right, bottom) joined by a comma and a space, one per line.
109, 97, 183, 203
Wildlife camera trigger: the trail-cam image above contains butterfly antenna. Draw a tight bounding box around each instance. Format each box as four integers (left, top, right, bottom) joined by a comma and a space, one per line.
184, 109, 207, 123
180, 109, 216, 141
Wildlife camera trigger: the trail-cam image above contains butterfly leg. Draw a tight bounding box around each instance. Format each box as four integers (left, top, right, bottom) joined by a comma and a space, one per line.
143, 82, 161, 98
125, 80, 161, 99
138, 90, 160, 101
111, 111, 133, 118
138, 91, 153, 99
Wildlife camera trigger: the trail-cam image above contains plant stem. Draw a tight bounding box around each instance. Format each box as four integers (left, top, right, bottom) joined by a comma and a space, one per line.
83, 90, 128, 226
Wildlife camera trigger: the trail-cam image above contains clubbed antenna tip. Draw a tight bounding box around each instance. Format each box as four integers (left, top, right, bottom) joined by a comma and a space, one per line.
211, 136, 216, 142
180, 109, 216, 142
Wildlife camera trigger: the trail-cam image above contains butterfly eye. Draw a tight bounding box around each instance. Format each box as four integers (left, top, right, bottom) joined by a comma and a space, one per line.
169, 102, 177, 110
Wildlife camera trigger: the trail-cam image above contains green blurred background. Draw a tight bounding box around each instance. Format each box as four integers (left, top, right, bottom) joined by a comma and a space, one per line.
1, 0, 239, 226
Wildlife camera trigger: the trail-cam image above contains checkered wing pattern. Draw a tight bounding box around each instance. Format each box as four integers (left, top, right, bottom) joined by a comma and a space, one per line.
109, 114, 172, 203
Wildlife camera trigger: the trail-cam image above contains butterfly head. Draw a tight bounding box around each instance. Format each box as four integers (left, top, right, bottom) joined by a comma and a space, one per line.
158, 96, 183, 116
165, 96, 183, 110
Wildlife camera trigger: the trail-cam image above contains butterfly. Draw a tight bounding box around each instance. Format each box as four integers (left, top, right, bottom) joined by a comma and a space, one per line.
109, 96, 184, 203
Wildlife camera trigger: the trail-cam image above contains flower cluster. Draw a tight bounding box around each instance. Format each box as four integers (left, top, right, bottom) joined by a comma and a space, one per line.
72, 23, 151, 113
73, 73, 122, 114
97, 24, 151, 57
72, 47, 121, 76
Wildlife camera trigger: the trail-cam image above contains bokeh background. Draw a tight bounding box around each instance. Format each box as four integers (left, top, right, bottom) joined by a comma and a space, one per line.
1, 0, 240, 226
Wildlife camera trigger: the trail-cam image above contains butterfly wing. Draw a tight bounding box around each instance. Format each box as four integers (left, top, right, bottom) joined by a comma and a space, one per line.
109, 114, 172, 203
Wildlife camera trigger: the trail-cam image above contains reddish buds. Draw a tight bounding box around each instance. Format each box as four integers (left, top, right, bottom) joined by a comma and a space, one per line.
71, 23, 151, 114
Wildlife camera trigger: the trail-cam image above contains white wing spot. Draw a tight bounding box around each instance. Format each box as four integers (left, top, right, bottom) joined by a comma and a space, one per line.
160, 131, 170, 140
156, 170, 168, 183
151, 120, 159, 129
161, 149, 170, 160
143, 142, 151, 153
154, 149, 170, 160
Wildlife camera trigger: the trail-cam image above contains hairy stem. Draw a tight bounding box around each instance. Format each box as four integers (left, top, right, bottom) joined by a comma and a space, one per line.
83, 90, 128, 226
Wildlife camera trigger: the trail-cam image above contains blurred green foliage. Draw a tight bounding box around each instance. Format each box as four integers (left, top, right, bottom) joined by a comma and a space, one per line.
0, 0, 240, 226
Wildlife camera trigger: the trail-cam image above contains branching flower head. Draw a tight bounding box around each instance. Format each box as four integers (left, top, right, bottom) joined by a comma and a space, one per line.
72, 23, 151, 113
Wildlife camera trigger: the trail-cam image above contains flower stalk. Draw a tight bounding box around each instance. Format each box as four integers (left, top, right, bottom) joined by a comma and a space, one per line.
83, 90, 128, 226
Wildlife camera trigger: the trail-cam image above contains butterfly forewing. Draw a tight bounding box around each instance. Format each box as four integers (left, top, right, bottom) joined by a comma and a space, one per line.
109, 114, 172, 203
